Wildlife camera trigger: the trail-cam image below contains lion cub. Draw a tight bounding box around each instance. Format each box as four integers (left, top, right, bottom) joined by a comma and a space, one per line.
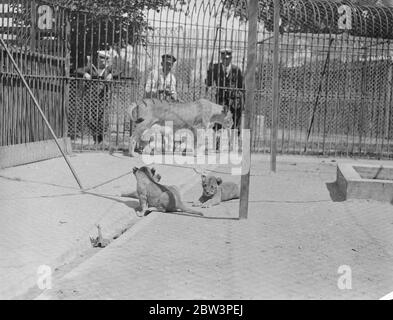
193, 174, 240, 208
133, 166, 203, 217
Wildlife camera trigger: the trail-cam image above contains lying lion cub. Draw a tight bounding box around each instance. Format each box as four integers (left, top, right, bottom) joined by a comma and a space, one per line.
133, 166, 203, 217
193, 174, 240, 208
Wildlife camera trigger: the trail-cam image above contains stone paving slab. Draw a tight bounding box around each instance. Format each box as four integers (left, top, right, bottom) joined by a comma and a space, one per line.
35, 156, 393, 300
0, 152, 215, 299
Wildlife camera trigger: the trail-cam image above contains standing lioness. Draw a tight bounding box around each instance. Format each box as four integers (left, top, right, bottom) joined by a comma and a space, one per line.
126, 98, 233, 156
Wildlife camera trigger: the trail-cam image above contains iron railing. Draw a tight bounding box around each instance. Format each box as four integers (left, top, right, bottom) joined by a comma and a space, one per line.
3, 0, 393, 159
0, 0, 69, 146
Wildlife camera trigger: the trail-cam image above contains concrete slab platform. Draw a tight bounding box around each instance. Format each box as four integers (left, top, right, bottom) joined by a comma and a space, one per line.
337, 163, 393, 202
0, 138, 72, 169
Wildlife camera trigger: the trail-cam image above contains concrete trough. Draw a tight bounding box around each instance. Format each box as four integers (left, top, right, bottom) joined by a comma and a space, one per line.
336, 163, 393, 202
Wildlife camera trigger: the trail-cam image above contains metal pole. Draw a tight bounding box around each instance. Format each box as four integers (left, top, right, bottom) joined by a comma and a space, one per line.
0, 37, 84, 190
239, 0, 258, 220
271, 0, 280, 172
304, 38, 334, 153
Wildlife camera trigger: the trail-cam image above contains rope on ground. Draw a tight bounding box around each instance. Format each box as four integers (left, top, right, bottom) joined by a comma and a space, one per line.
84, 171, 134, 191
156, 163, 234, 176
85, 162, 235, 191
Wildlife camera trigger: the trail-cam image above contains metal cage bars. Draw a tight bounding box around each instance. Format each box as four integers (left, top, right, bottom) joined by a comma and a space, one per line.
3, 0, 393, 158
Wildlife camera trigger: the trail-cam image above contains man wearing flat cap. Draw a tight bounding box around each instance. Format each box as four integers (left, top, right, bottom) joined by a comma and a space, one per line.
77, 48, 121, 81
206, 48, 244, 130
145, 53, 178, 101
74, 48, 121, 144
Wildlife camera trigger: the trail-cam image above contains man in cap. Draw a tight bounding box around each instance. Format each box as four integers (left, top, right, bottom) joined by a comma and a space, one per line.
77, 49, 121, 81
206, 48, 244, 130
75, 48, 121, 144
145, 53, 178, 101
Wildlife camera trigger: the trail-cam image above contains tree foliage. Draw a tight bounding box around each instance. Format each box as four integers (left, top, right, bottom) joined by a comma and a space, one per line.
52, 0, 171, 17
49, 0, 173, 71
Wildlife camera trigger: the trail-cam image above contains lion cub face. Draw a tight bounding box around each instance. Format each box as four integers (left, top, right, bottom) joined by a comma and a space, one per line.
201, 174, 222, 197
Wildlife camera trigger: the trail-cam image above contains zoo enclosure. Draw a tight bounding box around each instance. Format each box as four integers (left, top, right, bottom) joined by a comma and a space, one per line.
65, 0, 393, 159
0, 0, 69, 147
66, 0, 250, 152
3, 0, 393, 159
257, 0, 393, 158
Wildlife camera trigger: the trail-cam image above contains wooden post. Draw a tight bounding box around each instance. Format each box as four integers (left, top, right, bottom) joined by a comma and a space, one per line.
271, 0, 280, 172
239, 0, 258, 220
0, 37, 84, 190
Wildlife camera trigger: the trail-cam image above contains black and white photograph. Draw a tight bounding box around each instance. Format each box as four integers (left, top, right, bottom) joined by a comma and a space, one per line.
1, 0, 393, 302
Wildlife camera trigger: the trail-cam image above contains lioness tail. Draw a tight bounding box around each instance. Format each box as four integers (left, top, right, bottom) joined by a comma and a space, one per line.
178, 205, 204, 216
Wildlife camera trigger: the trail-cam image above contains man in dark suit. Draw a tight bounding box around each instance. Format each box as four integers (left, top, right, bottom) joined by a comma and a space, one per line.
206, 48, 244, 130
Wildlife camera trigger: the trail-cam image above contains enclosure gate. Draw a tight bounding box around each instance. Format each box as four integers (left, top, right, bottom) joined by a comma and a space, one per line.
0, 0, 69, 147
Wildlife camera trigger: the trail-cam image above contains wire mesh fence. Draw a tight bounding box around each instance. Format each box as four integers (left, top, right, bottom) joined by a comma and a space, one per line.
68, 78, 139, 151
65, 0, 248, 152
63, 0, 393, 159
3, 0, 393, 158
255, 0, 393, 158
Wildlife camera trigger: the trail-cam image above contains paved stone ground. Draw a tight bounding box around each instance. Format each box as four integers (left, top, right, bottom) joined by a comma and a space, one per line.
30, 155, 393, 300
0, 152, 213, 299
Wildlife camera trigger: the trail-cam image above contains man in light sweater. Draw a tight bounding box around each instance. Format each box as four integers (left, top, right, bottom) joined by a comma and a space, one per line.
145, 54, 178, 101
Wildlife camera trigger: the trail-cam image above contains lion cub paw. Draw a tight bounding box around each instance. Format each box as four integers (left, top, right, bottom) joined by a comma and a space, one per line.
201, 203, 212, 208
192, 201, 202, 207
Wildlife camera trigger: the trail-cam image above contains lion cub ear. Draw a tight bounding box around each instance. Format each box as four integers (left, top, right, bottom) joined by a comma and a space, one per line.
201, 174, 207, 182
151, 167, 156, 175
216, 177, 223, 185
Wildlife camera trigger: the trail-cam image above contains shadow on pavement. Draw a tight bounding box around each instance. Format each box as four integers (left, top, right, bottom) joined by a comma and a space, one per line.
0, 174, 77, 190
85, 171, 133, 191
248, 199, 330, 204
326, 182, 346, 202
162, 211, 239, 220
83, 191, 140, 210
